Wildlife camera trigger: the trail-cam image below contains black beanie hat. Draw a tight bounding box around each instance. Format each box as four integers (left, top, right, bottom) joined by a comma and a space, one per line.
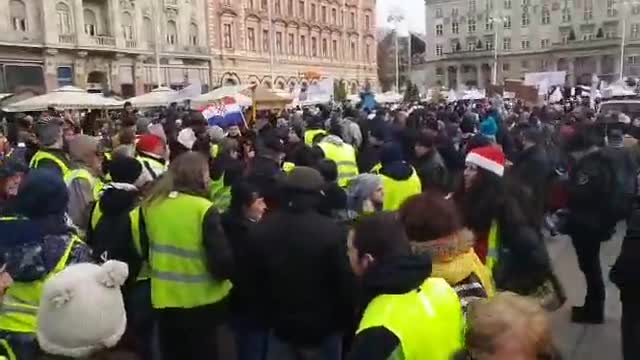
108, 156, 143, 184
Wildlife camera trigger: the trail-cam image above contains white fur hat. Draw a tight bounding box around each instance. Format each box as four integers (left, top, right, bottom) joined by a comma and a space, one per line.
37, 261, 129, 358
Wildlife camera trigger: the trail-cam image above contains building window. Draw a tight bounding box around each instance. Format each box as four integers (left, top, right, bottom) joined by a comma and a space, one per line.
333, 39, 338, 58
633, 4, 640, 15
562, 7, 571, 22
189, 23, 198, 46
503, 16, 511, 29
57, 66, 73, 87
10, 0, 27, 32
540, 38, 550, 48
365, 43, 371, 62
322, 6, 327, 23
521, 39, 530, 49
632, 24, 640, 39
311, 36, 317, 56
249, 0, 255, 8
223, 24, 233, 48
467, 41, 476, 51
311, 4, 316, 21
504, 0, 511, 9
452, 8, 459, 17
365, 14, 370, 29
56, 2, 72, 35
143, 17, 153, 45
261, 0, 267, 9
435, 44, 443, 56
485, 38, 494, 50
468, 19, 476, 33
435, 8, 443, 18
334, 9, 339, 25
300, 35, 306, 55
288, 33, 294, 54
436, 24, 443, 36
521, 11, 529, 27
287, 0, 294, 16
521, 0, 529, 5
582, 32, 594, 41
121, 12, 134, 40
485, 20, 493, 31
605, 28, 617, 38
607, 0, 617, 17
167, 20, 178, 45
263, 29, 269, 51
275, 0, 282, 15
503, 62, 510, 71
452, 22, 459, 34
322, 38, 327, 56
350, 12, 356, 28
351, 41, 356, 60
584, 7, 593, 20
83, 9, 97, 35
262, 30, 271, 52
276, 31, 283, 53
521, 60, 529, 69
469, 0, 476, 12
248, 27, 256, 51
299, 0, 305, 18
503, 37, 511, 50
541, 6, 550, 24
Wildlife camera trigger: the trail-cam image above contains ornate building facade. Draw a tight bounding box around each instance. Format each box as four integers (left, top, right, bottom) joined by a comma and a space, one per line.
207, 0, 377, 94
0, 0, 211, 97
422, 0, 640, 89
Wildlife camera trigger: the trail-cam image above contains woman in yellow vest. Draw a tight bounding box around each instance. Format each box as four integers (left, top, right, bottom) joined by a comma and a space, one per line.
371, 143, 422, 211
0, 169, 92, 359
347, 212, 464, 360
65, 135, 105, 235
141, 151, 234, 360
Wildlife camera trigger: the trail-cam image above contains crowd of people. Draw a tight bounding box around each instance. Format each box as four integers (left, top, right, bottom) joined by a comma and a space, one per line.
0, 95, 637, 360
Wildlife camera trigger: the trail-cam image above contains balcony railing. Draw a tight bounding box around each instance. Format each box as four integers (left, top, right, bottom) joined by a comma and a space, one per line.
165, 0, 178, 6
126, 40, 137, 48
86, 35, 116, 46
58, 34, 76, 44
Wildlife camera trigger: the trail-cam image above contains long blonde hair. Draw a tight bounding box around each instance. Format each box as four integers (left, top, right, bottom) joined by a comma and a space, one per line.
143, 151, 210, 206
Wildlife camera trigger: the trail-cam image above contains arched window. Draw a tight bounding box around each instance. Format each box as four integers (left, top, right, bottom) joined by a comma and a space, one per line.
277, 81, 285, 90
143, 17, 153, 45
189, 23, 199, 46
121, 12, 134, 40
83, 9, 97, 36
166, 20, 177, 45
56, 2, 72, 34
10, 0, 27, 31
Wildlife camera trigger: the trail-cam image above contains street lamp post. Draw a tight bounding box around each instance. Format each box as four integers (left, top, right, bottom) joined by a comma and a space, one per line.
619, 1, 640, 81
489, 15, 505, 85
388, 14, 404, 92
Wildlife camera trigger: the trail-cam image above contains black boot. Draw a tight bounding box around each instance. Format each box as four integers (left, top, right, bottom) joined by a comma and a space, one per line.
571, 305, 604, 324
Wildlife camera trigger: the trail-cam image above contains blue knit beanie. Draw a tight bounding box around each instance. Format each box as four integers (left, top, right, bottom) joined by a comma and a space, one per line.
15, 169, 68, 218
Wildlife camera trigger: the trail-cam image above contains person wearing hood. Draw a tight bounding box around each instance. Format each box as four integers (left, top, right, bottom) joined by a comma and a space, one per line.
135, 134, 168, 180
247, 133, 286, 210
29, 116, 73, 178
412, 132, 449, 193
65, 135, 105, 234
371, 143, 421, 211
0, 169, 92, 359
316, 121, 359, 187
399, 192, 495, 312
244, 167, 355, 360
346, 174, 384, 216
357, 126, 389, 174
304, 116, 328, 146
347, 212, 464, 360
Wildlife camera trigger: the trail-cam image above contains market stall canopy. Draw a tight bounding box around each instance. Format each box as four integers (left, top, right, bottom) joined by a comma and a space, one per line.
251, 86, 293, 110
127, 86, 178, 108
191, 84, 253, 106
375, 92, 403, 104
3, 86, 122, 112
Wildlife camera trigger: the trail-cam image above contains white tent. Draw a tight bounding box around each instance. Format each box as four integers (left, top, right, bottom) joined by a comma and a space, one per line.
447, 89, 458, 102
462, 89, 486, 100
3, 86, 122, 112
127, 86, 178, 108
601, 81, 636, 98
375, 92, 403, 104
191, 84, 253, 106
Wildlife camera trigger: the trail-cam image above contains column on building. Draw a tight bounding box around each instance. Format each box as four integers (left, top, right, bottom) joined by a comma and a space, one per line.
73, 0, 85, 40
44, 49, 59, 91
109, 54, 124, 93
476, 63, 483, 89
567, 58, 575, 86
109, 0, 123, 47
595, 55, 602, 78
456, 64, 462, 90
74, 51, 88, 89
134, 55, 146, 95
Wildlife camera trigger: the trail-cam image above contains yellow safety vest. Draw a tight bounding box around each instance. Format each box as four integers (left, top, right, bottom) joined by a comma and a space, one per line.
129, 207, 151, 281
318, 141, 359, 187
357, 277, 464, 360
376, 167, 422, 211
486, 221, 500, 272
0, 339, 14, 360
143, 193, 232, 309
209, 176, 231, 213
64, 168, 104, 200
304, 129, 327, 146
0, 222, 82, 333
28, 150, 71, 176
282, 161, 296, 173
210, 144, 220, 159
137, 155, 167, 180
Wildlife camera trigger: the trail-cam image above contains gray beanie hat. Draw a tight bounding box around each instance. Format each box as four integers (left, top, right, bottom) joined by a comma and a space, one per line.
280, 166, 325, 192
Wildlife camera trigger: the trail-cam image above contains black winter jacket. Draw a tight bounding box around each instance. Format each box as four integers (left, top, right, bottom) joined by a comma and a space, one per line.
611, 206, 640, 302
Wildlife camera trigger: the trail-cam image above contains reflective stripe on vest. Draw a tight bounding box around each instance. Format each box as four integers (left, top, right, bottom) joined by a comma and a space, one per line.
282, 162, 296, 173
317, 141, 359, 187
0, 234, 81, 333
28, 151, 71, 176
0, 339, 16, 360
357, 278, 464, 360
210, 144, 220, 159
378, 167, 422, 211
486, 221, 500, 271
304, 129, 327, 146
137, 155, 167, 180
209, 176, 231, 212
90, 200, 103, 231
129, 207, 151, 281
64, 168, 104, 200
144, 193, 232, 309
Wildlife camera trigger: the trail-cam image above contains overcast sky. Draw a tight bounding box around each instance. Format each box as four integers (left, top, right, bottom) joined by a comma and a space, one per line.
376, 0, 425, 34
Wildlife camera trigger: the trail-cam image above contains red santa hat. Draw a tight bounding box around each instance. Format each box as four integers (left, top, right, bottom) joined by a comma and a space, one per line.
465, 146, 505, 177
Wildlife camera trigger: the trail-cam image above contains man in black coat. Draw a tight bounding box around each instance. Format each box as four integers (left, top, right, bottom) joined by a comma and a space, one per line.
244, 167, 356, 359
247, 133, 286, 209
412, 132, 449, 193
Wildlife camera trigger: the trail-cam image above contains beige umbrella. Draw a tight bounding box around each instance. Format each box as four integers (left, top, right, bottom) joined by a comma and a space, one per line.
127, 86, 178, 108
191, 84, 253, 106
3, 86, 122, 112
251, 86, 293, 110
